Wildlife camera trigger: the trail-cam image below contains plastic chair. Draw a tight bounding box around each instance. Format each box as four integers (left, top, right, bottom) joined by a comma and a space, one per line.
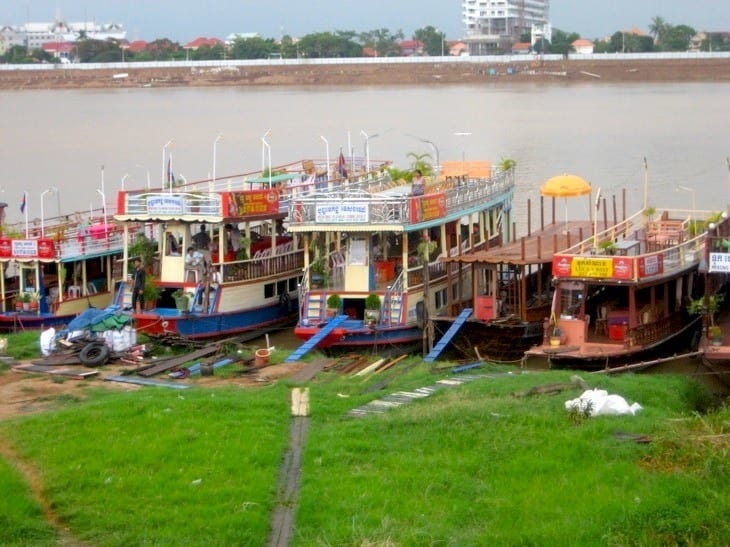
68, 285, 81, 298
185, 268, 200, 283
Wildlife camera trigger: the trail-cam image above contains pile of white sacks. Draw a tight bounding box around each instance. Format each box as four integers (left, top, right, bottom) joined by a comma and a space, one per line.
565, 388, 643, 416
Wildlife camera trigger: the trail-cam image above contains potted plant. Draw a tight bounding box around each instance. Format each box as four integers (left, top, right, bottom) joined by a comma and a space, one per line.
143, 277, 161, 310
364, 293, 381, 326
326, 293, 341, 317
549, 325, 562, 346
20, 292, 32, 311
172, 288, 189, 313
29, 291, 40, 311
708, 325, 723, 346
310, 259, 327, 288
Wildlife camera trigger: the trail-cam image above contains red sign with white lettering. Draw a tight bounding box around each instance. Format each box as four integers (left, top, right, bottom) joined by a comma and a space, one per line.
0, 238, 56, 259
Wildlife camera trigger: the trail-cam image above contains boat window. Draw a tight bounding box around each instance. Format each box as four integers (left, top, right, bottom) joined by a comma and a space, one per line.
558, 281, 584, 318
264, 283, 275, 298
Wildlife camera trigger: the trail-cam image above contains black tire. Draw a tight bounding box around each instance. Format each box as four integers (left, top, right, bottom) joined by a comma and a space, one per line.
79, 343, 110, 367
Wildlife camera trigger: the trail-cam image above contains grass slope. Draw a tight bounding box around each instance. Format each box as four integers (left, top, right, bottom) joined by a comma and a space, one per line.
0, 363, 728, 545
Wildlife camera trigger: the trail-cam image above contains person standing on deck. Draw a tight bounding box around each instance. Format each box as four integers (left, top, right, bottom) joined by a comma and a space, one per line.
411, 169, 425, 196
132, 258, 145, 313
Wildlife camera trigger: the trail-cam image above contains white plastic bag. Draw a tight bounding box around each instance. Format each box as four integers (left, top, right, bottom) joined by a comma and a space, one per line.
565, 388, 642, 417
39, 327, 56, 357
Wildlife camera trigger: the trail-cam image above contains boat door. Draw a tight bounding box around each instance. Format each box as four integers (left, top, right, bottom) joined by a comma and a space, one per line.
160, 222, 187, 283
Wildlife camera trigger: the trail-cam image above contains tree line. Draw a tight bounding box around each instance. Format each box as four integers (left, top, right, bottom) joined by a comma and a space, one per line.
1, 16, 726, 64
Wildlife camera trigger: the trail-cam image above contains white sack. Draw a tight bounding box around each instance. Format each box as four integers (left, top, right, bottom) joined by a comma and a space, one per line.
565, 388, 643, 417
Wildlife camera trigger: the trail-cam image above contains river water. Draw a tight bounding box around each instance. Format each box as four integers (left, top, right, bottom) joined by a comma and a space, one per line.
1, 82, 729, 227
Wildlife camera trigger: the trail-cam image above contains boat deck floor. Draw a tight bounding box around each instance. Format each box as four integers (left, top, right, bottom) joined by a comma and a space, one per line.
525, 340, 634, 360
446, 220, 608, 265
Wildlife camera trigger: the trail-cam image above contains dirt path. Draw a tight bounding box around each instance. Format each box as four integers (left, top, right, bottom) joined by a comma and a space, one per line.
0, 438, 90, 546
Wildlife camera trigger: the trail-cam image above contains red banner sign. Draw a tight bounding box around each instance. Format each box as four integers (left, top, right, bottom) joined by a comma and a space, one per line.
552, 254, 635, 280
410, 193, 447, 223
225, 190, 279, 217
0, 238, 56, 259
637, 254, 664, 278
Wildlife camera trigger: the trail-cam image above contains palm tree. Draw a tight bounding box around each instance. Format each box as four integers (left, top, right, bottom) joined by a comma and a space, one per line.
497, 158, 516, 172
649, 16, 669, 44
406, 152, 433, 176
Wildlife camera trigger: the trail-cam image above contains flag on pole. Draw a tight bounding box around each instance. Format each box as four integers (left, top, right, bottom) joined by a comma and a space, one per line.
20, 192, 26, 213
336, 149, 348, 179
594, 188, 601, 212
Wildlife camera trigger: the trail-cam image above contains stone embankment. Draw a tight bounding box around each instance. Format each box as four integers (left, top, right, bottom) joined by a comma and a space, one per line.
0, 58, 729, 90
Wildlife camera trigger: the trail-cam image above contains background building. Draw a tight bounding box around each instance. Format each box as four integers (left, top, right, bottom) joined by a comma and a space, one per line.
462, 0, 550, 55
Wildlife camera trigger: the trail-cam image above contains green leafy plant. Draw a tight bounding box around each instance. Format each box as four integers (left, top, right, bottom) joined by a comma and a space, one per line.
708, 325, 722, 340
326, 294, 341, 310
687, 294, 724, 317
128, 233, 158, 271
365, 293, 381, 310
143, 276, 161, 305
20, 292, 31, 303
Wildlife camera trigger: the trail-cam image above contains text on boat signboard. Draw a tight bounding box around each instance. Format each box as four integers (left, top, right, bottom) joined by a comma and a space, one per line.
552, 255, 634, 280
315, 203, 369, 223
226, 190, 279, 216
0, 238, 55, 259
709, 252, 730, 273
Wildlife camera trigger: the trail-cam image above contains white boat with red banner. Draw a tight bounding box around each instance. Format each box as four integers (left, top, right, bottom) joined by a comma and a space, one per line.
0, 202, 126, 331
113, 184, 304, 340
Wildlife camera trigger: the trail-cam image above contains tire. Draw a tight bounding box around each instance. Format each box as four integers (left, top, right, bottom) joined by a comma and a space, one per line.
79, 343, 110, 367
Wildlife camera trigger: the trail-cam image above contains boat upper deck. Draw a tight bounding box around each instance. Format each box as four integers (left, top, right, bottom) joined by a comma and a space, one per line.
550, 209, 713, 284
442, 220, 597, 266
1, 212, 125, 263
286, 164, 515, 233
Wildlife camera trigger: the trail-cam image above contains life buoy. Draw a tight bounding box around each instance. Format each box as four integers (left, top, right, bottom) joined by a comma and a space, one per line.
279, 291, 291, 311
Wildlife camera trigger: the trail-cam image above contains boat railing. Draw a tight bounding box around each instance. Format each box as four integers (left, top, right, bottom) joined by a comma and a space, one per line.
554, 223, 706, 282
288, 168, 515, 227
216, 248, 304, 283
57, 224, 126, 260
121, 191, 222, 218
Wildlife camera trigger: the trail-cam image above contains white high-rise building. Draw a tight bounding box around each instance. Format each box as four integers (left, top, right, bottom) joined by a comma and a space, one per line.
462, 0, 550, 55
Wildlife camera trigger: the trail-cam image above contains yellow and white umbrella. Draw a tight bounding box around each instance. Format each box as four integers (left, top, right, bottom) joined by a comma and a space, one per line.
540, 174, 593, 232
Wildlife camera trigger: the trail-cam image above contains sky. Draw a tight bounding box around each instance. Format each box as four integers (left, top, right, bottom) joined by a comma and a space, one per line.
1, 0, 729, 43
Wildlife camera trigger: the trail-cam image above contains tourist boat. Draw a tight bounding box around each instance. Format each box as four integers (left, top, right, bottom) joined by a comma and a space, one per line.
0, 204, 125, 331
113, 184, 306, 340
286, 160, 515, 353
521, 207, 727, 370
434, 189, 626, 362
112, 155, 399, 341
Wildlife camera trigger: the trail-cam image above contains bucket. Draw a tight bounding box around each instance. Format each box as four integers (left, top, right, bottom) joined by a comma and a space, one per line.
255, 348, 271, 367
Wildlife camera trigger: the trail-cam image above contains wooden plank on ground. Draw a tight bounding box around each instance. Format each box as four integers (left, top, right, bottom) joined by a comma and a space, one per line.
373, 354, 407, 375
355, 358, 386, 377
137, 346, 219, 377
104, 375, 191, 389
288, 358, 330, 384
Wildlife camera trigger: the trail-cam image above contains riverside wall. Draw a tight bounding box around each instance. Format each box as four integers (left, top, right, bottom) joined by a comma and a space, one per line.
1, 57, 729, 90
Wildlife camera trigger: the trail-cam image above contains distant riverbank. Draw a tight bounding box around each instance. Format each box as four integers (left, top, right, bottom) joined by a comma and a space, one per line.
1, 57, 729, 90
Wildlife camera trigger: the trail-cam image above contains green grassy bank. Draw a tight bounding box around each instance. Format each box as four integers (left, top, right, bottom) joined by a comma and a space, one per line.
0, 341, 728, 544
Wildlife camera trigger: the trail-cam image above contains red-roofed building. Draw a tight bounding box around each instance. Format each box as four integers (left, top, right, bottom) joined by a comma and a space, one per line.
41, 41, 74, 62
572, 39, 594, 54
185, 37, 223, 50
449, 41, 466, 56
362, 47, 377, 57
127, 40, 148, 53
511, 42, 531, 54
399, 40, 424, 56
